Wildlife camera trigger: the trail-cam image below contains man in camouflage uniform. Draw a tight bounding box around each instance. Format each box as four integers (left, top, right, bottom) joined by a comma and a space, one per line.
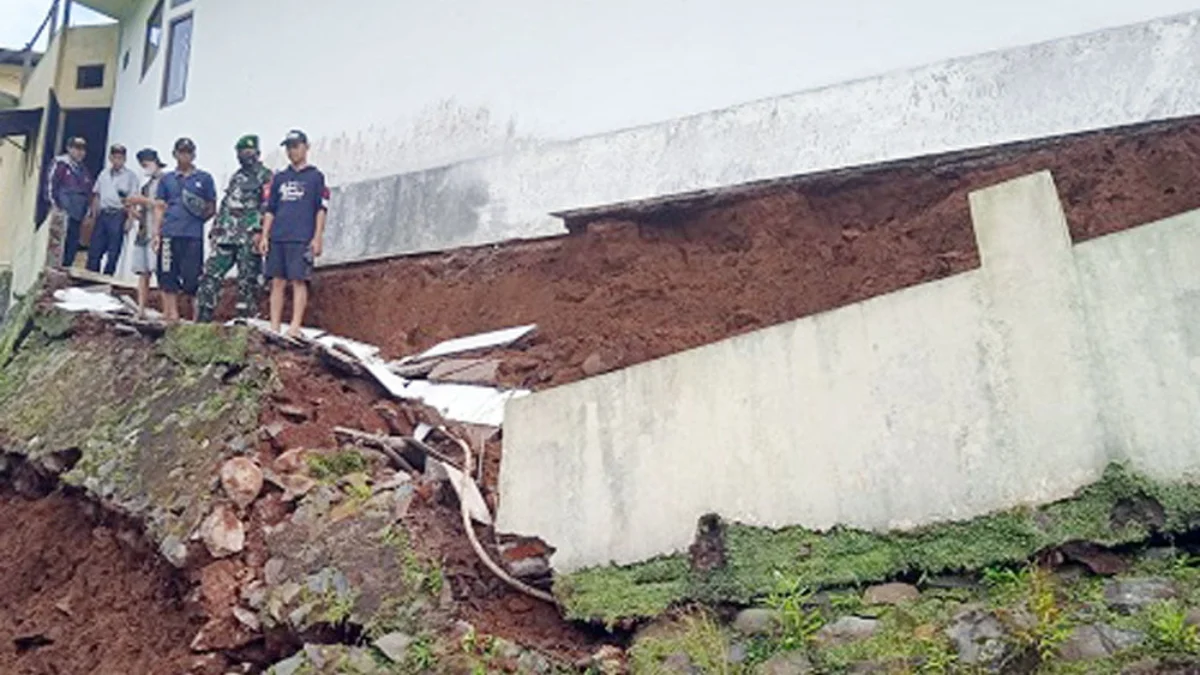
196, 135, 274, 322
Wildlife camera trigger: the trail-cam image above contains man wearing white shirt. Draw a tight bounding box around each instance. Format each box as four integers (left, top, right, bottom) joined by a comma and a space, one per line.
86, 144, 140, 276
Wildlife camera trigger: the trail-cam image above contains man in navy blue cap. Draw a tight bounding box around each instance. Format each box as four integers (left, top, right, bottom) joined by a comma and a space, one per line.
261, 129, 329, 337
153, 137, 217, 321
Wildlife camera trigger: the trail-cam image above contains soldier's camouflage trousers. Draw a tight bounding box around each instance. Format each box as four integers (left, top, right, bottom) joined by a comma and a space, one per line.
196, 243, 263, 322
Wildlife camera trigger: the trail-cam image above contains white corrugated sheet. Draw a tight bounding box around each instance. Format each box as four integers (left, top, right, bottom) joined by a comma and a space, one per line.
412, 324, 536, 361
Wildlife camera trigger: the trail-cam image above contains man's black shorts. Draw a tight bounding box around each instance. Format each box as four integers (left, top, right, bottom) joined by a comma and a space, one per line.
265, 241, 313, 281
157, 236, 204, 295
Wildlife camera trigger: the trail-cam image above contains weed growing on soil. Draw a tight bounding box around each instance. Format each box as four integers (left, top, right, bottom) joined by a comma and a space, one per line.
988, 565, 1073, 660
308, 449, 369, 482
629, 611, 745, 674
161, 324, 249, 367
1145, 600, 1200, 655
763, 573, 823, 651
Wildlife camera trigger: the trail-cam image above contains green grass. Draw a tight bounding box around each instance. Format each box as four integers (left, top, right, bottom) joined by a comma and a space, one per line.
160, 324, 249, 367
558, 465, 1200, 623
307, 449, 369, 481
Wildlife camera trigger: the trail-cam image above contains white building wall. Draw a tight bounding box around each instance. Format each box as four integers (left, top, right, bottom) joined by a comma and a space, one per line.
103, 3, 1200, 266
106, 0, 1199, 185
496, 173, 1200, 573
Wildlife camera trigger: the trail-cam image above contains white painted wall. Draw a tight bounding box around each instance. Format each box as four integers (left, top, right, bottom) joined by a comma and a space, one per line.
496, 172, 1200, 573
105, 0, 1200, 190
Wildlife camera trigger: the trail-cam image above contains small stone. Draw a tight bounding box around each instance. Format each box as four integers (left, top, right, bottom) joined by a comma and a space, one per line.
241, 582, 268, 610
277, 474, 318, 503
1060, 541, 1129, 576
190, 616, 255, 652
589, 645, 626, 674
863, 582, 920, 606
233, 607, 261, 632
507, 555, 551, 579
945, 609, 1009, 667
581, 352, 607, 377
732, 608, 779, 636
374, 471, 413, 492
221, 457, 264, 509
288, 602, 316, 628
263, 558, 285, 585
266, 652, 306, 675
274, 449, 308, 474
279, 582, 302, 604
277, 404, 308, 421
373, 632, 413, 662
1059, 624, 1144, 661
516, 650, 553, 674
662, 651, 697, 673
159, 534, 189, 568
262, 423, 285, 440
1186, 608, 1200, 628
54, 597, 73, 616
1104, 577, 1177, 613
758, 650, 814, 675
493, 637, 524, 660
199, 504, 245, 558
815, 616, 879, 646
726, 641, 747, 664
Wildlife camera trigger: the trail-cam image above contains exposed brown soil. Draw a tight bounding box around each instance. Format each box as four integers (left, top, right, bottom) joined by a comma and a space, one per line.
259, 347, 605, 661
0, 488, 223, 675
304, 116, 1200, 389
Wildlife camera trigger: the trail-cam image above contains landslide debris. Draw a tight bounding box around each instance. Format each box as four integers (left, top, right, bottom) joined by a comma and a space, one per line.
0, 283, 602, 674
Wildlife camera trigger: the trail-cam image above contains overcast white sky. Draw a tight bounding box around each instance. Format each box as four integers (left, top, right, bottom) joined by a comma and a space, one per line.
0, 0, 111, 51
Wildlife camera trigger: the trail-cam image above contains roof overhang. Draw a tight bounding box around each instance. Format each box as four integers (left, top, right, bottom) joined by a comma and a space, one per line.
73, 0, 141, 20
0, 108, 43, 147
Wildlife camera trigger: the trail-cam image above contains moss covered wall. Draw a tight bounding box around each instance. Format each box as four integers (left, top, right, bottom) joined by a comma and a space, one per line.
560, 465, 1200, 624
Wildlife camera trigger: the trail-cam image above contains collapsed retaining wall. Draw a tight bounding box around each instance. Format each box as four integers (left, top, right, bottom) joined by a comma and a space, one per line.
496, 172, 1200, 573
306, 115, 1200, 389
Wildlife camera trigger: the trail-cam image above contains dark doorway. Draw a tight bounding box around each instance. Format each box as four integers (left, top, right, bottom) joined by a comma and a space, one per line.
35, 90, 61, 228
61, 107, 111, 180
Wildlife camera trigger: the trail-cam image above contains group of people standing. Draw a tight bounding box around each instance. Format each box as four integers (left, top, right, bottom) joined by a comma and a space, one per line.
46, 130, 329, 338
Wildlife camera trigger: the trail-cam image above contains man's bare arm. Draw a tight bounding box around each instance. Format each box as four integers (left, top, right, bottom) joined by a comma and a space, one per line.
260, 213, 274, 254
152, 201, 167, 250
312, 209, 327, 258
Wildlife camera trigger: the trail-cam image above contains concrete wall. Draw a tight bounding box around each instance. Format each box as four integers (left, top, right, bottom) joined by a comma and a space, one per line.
54, 24, 118, 110
100, 3, 1200, 264
495, 172, 1200, 573
0, 31, 64, 301
315, 9, 1200, 266
0, 64, 23, 102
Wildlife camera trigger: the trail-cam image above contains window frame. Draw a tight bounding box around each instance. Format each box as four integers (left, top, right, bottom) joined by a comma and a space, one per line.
142, 0, 164, 79
76, 64, 105, 90
160, 11, 194, 108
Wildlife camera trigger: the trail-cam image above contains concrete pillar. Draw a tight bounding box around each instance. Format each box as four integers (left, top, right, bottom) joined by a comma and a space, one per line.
967, 171, 1107, 503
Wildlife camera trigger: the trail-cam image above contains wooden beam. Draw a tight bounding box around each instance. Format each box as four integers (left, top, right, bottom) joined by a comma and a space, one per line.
66, 266, 138, 290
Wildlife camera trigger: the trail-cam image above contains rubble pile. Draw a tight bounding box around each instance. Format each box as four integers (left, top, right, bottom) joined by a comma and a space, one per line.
0, 281, 602, 674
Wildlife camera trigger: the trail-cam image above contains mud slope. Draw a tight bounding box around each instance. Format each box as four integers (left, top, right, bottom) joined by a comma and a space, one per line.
0, 489, 210, 675
306, 116, 1200, 388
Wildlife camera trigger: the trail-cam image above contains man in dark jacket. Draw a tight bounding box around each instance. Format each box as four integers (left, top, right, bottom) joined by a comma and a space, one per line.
48, 137, 93, 267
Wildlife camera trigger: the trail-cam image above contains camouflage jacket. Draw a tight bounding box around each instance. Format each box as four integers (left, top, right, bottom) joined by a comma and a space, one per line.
210, 162, 273, 246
